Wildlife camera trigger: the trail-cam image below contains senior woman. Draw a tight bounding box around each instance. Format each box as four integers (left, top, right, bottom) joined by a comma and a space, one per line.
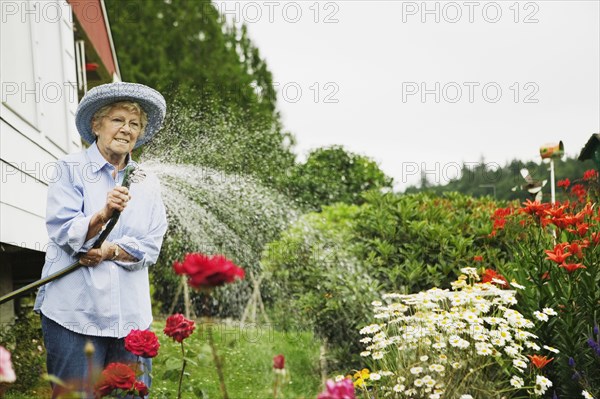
34, 82, 168, 395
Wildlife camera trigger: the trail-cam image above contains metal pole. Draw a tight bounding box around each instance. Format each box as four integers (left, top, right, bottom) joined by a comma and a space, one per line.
550, 159, 555, 204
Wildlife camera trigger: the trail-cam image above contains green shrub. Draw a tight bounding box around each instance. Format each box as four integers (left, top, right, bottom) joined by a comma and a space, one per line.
0, 311, 45, 393
354, 191, 505, 293
262, 203, 379, 369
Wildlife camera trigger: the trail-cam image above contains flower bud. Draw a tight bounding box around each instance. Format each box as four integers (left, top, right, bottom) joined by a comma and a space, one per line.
84, 341, 95, 357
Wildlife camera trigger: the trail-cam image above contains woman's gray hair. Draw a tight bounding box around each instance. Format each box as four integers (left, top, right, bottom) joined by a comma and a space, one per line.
91, 101, 149, 138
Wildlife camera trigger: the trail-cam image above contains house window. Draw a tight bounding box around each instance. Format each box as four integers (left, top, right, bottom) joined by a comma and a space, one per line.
1, 4, 39, 129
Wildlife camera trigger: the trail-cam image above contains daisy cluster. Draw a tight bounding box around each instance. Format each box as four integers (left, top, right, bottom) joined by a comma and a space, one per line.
357, 268, 557, 398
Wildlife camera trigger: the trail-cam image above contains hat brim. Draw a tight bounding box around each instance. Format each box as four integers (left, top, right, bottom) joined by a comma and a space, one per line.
75, 82, 166, 149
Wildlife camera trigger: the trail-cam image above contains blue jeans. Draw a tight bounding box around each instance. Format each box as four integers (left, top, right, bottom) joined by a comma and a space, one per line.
41, 314, 151, 398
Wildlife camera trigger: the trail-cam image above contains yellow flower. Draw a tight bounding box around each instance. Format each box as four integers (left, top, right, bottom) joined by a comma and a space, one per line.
353, 368, 370, 380
354, 378, 366, 388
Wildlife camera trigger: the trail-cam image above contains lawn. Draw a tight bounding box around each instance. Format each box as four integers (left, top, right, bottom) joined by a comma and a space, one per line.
151, 319, 323, 399
3, 318, 323, 399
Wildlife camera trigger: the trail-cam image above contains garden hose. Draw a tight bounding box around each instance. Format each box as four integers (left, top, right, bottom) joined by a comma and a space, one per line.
0, 165, 137, 305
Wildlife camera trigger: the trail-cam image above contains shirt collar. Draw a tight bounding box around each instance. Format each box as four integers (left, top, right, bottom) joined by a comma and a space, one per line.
86, 142, 138, 173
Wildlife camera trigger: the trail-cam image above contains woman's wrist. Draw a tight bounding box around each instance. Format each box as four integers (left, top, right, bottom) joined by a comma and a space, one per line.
97, 210, 110, 225
111, 244, 120, 260
86, 212, 109, 241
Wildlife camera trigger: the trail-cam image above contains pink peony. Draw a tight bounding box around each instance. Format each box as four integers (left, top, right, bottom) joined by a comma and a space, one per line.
0, 346, 16, 383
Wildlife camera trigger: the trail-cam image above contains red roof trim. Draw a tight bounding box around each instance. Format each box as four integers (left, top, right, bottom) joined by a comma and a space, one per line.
67, 0, 119, 78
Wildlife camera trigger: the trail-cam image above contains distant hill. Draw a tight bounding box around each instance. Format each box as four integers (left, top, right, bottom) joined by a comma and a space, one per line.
404, 156, 596, 202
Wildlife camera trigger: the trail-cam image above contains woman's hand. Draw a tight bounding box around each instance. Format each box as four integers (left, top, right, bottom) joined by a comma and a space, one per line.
99, 186, 132, 221
80, 242, 113, 267
86, 187, 132, 241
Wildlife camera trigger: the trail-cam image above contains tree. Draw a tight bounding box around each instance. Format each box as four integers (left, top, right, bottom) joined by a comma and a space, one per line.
405, 155, 596, 201
281, 146, 393, 210
104, 0, 295, 186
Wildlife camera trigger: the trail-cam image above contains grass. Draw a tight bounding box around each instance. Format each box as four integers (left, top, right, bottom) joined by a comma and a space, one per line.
3, 318, 323, 399
152, 318, 323, 399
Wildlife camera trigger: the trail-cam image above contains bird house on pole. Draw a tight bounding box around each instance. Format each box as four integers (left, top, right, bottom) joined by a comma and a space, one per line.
578, 133, 600, 171
539, 141, 564, 159
539, 141, 563, 204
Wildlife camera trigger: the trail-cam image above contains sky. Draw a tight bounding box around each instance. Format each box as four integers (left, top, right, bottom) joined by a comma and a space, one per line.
217, 0, 600, 190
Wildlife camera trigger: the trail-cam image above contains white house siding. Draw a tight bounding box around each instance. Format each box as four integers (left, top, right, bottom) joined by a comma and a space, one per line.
1, 0, 80, 248
1, 0, 81, 321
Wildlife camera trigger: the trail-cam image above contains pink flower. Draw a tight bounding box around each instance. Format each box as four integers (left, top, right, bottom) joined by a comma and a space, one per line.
0, 346, 16, 383
317, 379, 355, 399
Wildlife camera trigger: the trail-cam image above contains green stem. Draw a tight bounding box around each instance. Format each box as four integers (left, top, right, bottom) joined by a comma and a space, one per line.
177, 342, 187, 399
207, 324, 229, 399
272, 374, 279, 399
135, 356, 140, 376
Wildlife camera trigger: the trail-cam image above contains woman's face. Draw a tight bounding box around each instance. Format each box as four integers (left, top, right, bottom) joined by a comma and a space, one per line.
94, 106, 142, 161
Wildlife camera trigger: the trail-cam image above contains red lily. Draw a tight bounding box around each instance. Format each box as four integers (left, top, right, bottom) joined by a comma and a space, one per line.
528, 354, 553, 369
583, 169, 598, 181
566, 222, 589, 236
493, 207, 513, 218
541, 272, 551, 281
521, 200, 550, 218
493, 218, 507, 230
481, 268, 509, 288
557, 178, 570, 189
560, 263, 586, 273
544, 244, 571, 264
566, 242, 585, 259
571, 184, 587, 201
545, 204, 567, 219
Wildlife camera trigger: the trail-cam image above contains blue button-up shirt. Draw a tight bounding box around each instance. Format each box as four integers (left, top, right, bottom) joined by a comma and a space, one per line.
34, 142, 168, 338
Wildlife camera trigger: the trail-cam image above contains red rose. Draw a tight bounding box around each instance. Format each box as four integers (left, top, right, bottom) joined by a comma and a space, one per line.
273, 354, 285, 370
94, 363, 136, 397
134, 381, 149, 397
164, 313, 196, 343
173, 253, 245, 289
125, 329, 160, 358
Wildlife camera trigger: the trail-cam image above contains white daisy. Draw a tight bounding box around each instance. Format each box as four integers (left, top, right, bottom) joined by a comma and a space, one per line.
510, 375, 524, 388
542, 307, 557, 316
533, 311, 549, 322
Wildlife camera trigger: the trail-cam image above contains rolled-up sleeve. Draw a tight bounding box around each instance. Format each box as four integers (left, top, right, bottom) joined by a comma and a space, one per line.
114, 192, 168, 272
46, 161, 100, 256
